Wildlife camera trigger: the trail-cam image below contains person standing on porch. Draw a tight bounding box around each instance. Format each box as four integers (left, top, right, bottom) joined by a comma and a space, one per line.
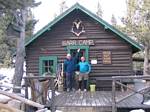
64, 49, 80, 92
78, 56, 91, 92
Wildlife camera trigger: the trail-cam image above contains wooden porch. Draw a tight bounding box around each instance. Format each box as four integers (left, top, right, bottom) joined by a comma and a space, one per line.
54, 91, 150, 112
23, 75, 150, 112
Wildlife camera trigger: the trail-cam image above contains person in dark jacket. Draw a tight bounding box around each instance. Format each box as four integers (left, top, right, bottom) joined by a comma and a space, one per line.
64, 49, 80, 92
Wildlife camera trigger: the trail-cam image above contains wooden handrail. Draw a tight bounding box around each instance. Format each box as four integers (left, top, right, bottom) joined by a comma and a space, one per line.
0, 90, 45, 109
24, 75, 56, 112
111, 75, 150, 112
116, 81, 150, 103
112, 75, 150, 80
24, 75, 56, 79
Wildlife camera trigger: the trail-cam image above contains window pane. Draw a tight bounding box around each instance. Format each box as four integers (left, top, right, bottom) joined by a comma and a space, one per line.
48, 67, 53, 73
40, 56, 57, 75
44, 60, 48, 66
48, 60, 53, 66
43, 60, 54, 73
45, 67, 48, 73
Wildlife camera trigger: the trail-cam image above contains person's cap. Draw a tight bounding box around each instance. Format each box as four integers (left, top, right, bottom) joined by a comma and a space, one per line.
66, 53, 71, 57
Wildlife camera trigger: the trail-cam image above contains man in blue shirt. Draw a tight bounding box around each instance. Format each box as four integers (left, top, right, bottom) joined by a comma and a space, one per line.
78, 56, 91, 91
64, 49, 80, 92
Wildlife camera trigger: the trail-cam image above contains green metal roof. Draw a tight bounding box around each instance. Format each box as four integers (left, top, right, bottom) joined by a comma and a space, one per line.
25, 3, 143, 53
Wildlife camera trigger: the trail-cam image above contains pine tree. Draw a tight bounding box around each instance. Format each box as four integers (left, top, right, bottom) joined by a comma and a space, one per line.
0, 1, 37, 67
60, 1, 68, 14
96, 1, 103, 18
122, 0, 150, 75
0, 0, 40, 93
111, 14, 117, 26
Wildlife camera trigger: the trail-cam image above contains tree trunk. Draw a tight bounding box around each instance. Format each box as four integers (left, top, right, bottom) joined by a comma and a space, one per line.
143, 45, 149, 75
13, 9, 26, 93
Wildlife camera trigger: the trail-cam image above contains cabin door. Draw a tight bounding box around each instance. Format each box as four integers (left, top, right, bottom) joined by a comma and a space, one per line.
70, 49, 87, 71
70, 49, 86, 63
67, 45, 89, 63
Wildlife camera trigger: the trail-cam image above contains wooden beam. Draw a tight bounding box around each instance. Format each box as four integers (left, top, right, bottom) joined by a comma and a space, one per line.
116, 81, 150, 103
0, 90, 45, 109
0, 103, 23, 112
24, 76, 56, 79
112, 79, 116, 112
112, 75, 150, 80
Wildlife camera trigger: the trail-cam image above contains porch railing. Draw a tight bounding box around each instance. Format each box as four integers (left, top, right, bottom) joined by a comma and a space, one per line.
24, 75, 56, 112
112, 75, 150, 112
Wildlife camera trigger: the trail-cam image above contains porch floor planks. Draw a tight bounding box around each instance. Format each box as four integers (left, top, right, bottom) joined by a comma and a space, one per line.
55, 92, 67, 107
54, 91, 150, 109
72, 91, 80, 106
65, 92, 75, 106
97, 92, 108, 106
85, 92, 92, 106
81, 92, 87, 106
94, 91, 101, 106
102, 91, 112, 106
90, 92, 97, 106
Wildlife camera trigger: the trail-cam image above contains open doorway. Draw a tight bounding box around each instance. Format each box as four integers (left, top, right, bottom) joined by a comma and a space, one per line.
70, 49, 86, 71
67, 45, 89, 63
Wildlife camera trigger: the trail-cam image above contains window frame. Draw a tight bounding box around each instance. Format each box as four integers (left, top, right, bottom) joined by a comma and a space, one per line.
39, 56, 57, 75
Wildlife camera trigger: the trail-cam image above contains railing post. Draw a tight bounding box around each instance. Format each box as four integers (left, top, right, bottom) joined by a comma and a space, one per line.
112, 78, 116, 112
51, 77, 55, 112
24, 78, 29, 112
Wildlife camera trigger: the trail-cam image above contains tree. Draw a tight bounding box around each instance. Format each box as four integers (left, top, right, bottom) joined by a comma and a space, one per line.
0, 1, 37, 67
96, 1, 103, 18
111, 14, 117, 26
0, 14, 15, 67
0, 0, 40, 93
25, 9, 37, 38
121, 0, 150, 75
60, 1, 68, 14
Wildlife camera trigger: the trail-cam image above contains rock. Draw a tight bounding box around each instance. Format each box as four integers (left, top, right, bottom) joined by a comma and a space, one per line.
0, 75, 6, 80
0, 95, 11, 104
0, 103, 23, 112
130, 109, 145, 112
8, 99, 21, 109
36, 108, 48, 112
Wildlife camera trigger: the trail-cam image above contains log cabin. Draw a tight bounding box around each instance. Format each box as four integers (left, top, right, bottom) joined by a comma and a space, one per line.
25, 3, 143, 90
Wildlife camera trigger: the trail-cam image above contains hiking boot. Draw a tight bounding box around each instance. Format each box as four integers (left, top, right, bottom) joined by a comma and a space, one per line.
67, 88, 70, 92
84, 89, 87, 92
78, 89, 81, 92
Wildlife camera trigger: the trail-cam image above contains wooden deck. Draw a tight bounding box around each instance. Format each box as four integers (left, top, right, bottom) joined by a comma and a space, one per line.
54, 91, 150, 110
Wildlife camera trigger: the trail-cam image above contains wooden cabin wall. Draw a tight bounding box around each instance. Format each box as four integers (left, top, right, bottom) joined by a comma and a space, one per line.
26, 10, 133, 83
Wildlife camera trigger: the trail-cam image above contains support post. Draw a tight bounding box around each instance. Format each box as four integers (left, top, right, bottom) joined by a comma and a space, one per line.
51, 78, 55, 112
112, 79, 116, 112
24, 78, 29, 112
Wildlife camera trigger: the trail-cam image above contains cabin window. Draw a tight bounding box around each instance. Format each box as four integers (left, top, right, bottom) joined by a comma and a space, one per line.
39, 56, 57, 75
102, 51, 112, 64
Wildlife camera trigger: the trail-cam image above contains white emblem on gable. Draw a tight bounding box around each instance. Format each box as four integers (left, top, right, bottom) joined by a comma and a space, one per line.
71, 19, 85, 37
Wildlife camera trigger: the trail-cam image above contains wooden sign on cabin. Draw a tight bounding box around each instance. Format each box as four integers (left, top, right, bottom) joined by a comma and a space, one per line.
102, 51, 111, 64
62, 39, 94, 46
